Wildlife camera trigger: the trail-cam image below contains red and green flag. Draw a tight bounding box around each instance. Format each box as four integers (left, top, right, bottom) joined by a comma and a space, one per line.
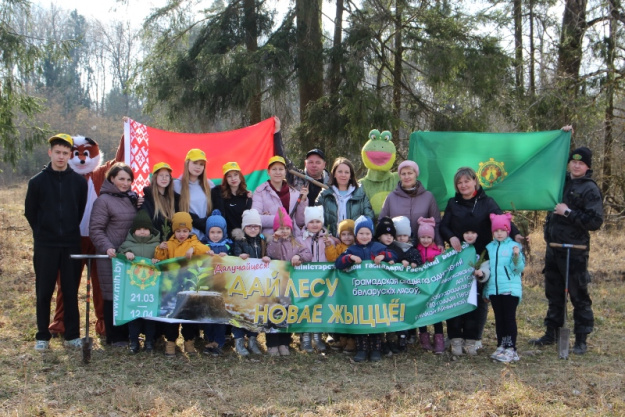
124, 117, 274, 193
408, 130, 571, 211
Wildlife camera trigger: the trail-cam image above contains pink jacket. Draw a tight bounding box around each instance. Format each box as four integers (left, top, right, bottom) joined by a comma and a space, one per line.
267, 237, 313, 263
300, 228, 334, 262
252, 181, 306, 238
417, 243, 442, 263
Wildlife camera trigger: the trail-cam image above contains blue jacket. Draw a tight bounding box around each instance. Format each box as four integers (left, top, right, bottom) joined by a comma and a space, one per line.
335, 241, 394, 270
484, 237, 524, 300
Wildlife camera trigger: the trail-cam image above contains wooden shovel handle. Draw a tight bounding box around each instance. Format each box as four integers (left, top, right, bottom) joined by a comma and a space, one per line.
289, 169, 329, 190
549, 243, 588, 250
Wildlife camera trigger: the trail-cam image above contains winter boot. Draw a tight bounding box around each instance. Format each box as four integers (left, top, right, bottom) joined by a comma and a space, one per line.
165, 341, 176, 357
234, 338, 250, 356
369, 335, 382, 362
451, 338, 464, 356
300, 333, 313, 353
330, 336, 347, 351
312, 333, 327, 352
343, 337, 356, 354
129, 339, 140, 354
464, 339, 478, 356
248, 336, 263, 355
354, 336, 368, 362
433, 333, 445, 354
184, 339, 197, 355
397, 333, 407, 353
529, 327, 557, 346
144, 340, 154, 353
572, 333, 588, 355
419, 332, 434, 351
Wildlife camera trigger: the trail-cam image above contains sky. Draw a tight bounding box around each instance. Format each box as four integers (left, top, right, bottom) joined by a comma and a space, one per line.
31, 0, 169, 24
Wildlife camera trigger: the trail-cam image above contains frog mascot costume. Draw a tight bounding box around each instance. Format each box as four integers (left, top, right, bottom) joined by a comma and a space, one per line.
359, 129, 399, 218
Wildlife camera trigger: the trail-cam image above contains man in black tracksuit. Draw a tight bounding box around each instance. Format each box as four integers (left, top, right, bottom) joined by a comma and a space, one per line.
25, 134, 88, 351
531, 145, 603, 355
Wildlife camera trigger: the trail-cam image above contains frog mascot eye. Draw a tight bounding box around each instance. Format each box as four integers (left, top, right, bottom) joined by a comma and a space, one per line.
359, 129, 399, 217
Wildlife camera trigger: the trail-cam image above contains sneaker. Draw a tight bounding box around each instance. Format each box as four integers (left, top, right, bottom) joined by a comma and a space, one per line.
450, 338, 464, 356
278, 345, 290, 356
494, 348, 519, 363
203, 346, 223, 357
234, 338, 250, 356
184, 340, 197, 355
248, 336, 263, 355
300, 333, 313, 353
490, 346, 504, 359
34, 340, 50, 352
64, 338, 83, 349
419, 332, 433, 351
165, 341, 176, 357
267, 346, 280, 356
312, 333, 327, 352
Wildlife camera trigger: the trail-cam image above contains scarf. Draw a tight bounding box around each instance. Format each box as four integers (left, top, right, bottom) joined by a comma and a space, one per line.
332, 185, 356, 223
400, 181, 419, 198
269, 180, 291, 212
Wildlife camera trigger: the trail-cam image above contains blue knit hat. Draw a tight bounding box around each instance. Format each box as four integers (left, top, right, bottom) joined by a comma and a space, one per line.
205, 209, 227, 238
354, 215, 374, 236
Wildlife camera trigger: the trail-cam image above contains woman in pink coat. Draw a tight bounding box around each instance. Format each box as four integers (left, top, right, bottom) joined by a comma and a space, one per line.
252, 156, 307, 238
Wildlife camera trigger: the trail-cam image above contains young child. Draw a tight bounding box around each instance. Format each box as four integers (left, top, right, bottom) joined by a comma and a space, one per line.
392, 216, 423, 268
324, 218, 356, 353
266, 207, 312, 356
335, 216, 394, 362
483, 213, 524, 363
117, 210, 161, 353
200, 210, 231, 356
154, 211, 211, 356
231, 209, 270, 356
417, 217, 443, 263
299, 206, 331, 353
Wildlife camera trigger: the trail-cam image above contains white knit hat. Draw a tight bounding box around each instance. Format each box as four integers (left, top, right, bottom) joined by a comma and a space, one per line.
392, 216, 411, 237
241, 209, 262, 229
305, 205, 324, 226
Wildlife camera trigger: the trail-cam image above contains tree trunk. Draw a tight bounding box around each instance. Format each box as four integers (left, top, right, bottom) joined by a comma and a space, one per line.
392, 0, 403, 140
296, 0, 323, 128
243, 0, 261, 124
528, 0, 535, 97
328, 0, 344, 96
513, 0, 524, 97
603, 0, 617, 197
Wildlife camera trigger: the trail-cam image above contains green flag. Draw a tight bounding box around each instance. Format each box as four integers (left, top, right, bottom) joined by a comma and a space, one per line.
409, 130, 571, 210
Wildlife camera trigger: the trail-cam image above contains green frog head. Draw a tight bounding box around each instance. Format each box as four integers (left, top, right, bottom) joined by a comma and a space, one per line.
361, 129, 397, 172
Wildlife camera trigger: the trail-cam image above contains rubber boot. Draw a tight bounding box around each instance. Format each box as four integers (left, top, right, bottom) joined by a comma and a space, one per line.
369, 335, 382, 362
235, 337, 250, 356
572, 333, 588, 355
419, 331, 433, 351
312, 333, 327, 352
433, 333, 445, 354
354, 336, 368, 362
529, 327, 557, 346
248, 336, 262, 355
300, 333, 313, 353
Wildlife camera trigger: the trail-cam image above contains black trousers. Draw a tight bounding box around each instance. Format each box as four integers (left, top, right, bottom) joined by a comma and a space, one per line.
102, 300, 129, 344
543, 246, 594, 334
34, 245, 81, 341
163, 323, 198, 342
489, 294, 519, 349
265, 332, 292, 347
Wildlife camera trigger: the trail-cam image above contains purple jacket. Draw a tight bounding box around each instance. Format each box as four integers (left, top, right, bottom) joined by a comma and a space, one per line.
89, 180, 138, 300
252, 181, 306, 238
267, 237, 313, 263
379, 181, 443, 246
300, 227, 331, 262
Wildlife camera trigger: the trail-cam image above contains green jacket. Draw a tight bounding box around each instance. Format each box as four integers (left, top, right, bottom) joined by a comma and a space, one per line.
315, 185, 375, 237
117, 230, 161, 259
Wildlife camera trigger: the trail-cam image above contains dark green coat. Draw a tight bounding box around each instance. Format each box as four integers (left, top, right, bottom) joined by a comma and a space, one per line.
117, 230, 161, 259
315, 185, 375, 237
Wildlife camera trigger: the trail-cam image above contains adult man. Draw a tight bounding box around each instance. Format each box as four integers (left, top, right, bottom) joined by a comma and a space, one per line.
531, 144, 603, 355
25, 134, 88, 351
273, 116, 331, 205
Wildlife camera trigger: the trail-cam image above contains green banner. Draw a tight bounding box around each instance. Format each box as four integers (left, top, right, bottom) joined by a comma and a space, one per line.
409, 130, 571, 210
113, 245, 478, 334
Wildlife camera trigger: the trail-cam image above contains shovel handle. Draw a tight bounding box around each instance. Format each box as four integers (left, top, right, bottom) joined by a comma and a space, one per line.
288, 169, 329, 190
549, 243, 587, 250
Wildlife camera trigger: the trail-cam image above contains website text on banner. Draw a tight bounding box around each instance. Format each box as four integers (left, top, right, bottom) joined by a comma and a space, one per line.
113, 244, 478, 334
409, 130, 571, 211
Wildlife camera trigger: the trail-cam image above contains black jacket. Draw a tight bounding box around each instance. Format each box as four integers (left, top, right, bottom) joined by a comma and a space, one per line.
25, 163, 87, 247
544, 171, 603, 246
140, 185, 179, 241
211, 186, 253, 235
440, 188, 520, 255
232, 229, 267, 259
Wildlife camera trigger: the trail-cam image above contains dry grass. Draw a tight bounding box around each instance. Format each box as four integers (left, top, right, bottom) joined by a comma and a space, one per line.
1, 184, 624, 416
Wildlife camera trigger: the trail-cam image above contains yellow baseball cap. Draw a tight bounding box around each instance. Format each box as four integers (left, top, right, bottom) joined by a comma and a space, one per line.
267, 155, 286, 168
152, 162, 172, 175
47, 133, 74, 147
185, 148, 207, 162
222, 161, 241, 176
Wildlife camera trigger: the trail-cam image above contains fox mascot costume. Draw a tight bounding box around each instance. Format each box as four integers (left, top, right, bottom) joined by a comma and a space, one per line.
49, 136, 125, 337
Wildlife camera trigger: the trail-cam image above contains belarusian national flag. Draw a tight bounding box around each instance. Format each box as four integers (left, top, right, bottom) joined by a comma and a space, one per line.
408, 130, 571, 210
124, 117, 274, 193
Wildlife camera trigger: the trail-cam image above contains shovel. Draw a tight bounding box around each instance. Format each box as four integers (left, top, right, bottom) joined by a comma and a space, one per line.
548, 243, 587, 359
71, 254, 109, 364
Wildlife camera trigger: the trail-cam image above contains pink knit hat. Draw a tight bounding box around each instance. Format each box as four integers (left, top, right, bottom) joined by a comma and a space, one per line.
490, 213, 512, 233
417, 217, 435, 238
398, 160, 420, 177
273, 207, 293, 231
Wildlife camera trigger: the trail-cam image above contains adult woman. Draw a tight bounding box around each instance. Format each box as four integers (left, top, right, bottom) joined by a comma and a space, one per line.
174, 149, 214, 241
252, 156, 307, 238
90, 162, 139, 345
378, 160, 443, 247
316, 157, 374, 237
212, 162, 253, 233
440, 166, 523, 355
141, 162, 177, 240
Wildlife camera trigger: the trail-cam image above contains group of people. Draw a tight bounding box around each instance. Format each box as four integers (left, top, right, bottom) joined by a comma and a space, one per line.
26, 124, 603, 364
